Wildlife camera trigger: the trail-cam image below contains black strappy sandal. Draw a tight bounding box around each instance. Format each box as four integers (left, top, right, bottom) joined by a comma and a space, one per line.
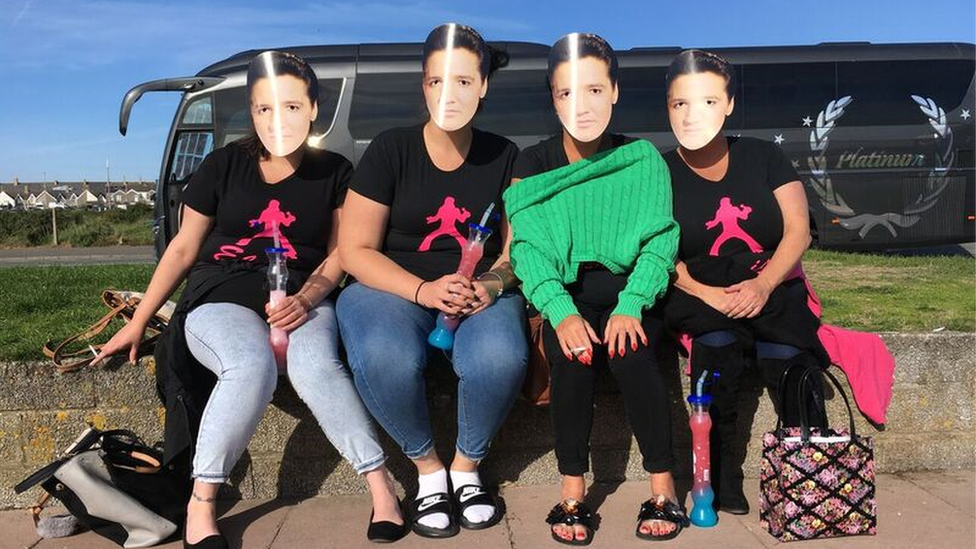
453, 484, 503, 530
409, 492, 459, 539
545, 499, 595, 546
635, 496, 689, 541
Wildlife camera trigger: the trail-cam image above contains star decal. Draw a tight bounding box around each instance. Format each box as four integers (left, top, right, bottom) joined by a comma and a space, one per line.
962, 109, 972, 121
773, 134, 785, 145
802, 116, 813, 127
791, 160, 800, 169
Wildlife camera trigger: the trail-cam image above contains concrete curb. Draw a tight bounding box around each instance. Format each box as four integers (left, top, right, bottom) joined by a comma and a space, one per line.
1, 332, 972, 509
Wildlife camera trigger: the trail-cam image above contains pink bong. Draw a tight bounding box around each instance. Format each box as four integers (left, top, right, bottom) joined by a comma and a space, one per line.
266, 245, 289, 374
688, 370, 719, 527
427, 204, 496, 351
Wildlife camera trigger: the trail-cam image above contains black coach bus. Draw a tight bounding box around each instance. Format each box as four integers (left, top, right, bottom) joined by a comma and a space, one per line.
119, 41, 974, 256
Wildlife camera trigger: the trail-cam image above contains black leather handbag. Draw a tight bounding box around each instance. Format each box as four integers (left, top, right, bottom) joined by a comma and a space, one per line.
15, 426, 190, 548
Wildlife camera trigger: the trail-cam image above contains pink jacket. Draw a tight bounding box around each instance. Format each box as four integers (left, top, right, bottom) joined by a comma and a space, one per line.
678, 266, 895, 426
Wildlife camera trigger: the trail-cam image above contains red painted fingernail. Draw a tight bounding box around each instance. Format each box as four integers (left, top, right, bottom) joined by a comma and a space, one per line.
632, 342, 638, 351
620, 348, 626, 357
609, 349, 615, 358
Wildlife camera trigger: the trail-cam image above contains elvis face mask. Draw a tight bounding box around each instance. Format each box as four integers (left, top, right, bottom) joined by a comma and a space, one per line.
667, 71, 734, 151
249, 51, 318, 157
424, 23, 487, 132
550, 33, 618, 144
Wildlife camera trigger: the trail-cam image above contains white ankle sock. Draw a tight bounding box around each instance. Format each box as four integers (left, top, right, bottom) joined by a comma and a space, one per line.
450, 469, 496, 524
415, 469, 449, 530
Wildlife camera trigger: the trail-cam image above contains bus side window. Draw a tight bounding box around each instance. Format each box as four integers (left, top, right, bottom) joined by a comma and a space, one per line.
742, 62, 836, 130
476, 68, 559, 138
170, 131, 214, 185
837, 60, 975, 126
609, 66, 671, 135
349, 72, 426, 142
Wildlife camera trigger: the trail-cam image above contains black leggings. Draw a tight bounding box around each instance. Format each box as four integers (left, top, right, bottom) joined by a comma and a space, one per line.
541, 267, 674, 476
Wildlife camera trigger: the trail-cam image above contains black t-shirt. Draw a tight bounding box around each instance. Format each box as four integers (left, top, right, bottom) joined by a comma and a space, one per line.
512, 132, 638, 179
664, 136, 798, 268
181, 142, 350, 314
350, 124, 517, 281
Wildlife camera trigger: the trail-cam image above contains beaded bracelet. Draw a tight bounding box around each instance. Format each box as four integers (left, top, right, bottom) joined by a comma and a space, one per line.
477, 271, 505, 300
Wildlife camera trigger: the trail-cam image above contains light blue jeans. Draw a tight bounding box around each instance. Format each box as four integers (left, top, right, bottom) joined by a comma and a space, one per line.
184, 300, 386, 483
336, 282, 528, 462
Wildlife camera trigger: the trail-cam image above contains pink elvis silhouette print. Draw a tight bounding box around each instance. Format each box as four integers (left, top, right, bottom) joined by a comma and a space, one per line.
213, 199, 298, 261
418, 196, 470, 251
705, 197, 764, 256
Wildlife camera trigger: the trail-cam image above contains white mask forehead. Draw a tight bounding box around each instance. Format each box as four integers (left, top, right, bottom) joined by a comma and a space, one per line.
434, 23, 458, 130
260, 52, 286, 157
567, 32, 580, 140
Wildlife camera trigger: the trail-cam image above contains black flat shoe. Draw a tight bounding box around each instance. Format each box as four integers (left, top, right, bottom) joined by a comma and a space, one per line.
715, 478, 750, 515
183, 533, 228, 549
367, 501, 408, 543
717, 492, 750, 515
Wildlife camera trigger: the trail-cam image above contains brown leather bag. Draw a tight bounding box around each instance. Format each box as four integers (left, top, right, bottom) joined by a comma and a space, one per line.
521, 313, 551, 406
42, 290, 174, 373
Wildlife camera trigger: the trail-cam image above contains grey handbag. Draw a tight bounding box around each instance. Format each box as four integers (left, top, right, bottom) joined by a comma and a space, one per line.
15, 427, 185, 548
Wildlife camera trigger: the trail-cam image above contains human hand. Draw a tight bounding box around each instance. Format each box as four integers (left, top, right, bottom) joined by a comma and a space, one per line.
461, 278, 501, 316
698, 285, 738, 315
417, 274, 476, 315
265, 294, 312, 332
724, 277, 773, 319
555, 315, 601, 366
603, 315, 648, 358
91, 322, 146, 366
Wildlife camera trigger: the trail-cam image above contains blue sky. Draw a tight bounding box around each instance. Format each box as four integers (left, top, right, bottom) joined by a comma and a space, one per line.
0, 0, 973, 183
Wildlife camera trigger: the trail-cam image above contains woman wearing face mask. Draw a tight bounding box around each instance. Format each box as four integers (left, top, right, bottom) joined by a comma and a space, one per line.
506, 33, 685, 544
94, 51, 405, 547
336, 23, 527, 538
661, 49, 829, 516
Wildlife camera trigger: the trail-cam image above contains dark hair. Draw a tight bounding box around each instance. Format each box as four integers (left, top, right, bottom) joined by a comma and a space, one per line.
665, 49, 737, 100
422, 23, 508, 80
239, 50, 319, 160
547, 33, 618, 87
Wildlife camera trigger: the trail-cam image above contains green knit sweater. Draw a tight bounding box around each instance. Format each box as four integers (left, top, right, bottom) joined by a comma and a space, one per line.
504, 140, 678, 327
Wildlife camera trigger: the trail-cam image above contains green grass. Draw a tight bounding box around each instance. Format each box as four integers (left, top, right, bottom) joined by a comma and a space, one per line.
803, 249, 974, 332
0, 251, 972, 362
0, 264, 158, 362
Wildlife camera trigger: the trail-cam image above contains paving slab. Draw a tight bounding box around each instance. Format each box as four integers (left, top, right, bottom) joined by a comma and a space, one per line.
270, 493, 512, 549
732, 474, 975, 549
1, 473, 973, 549
502, 479, 768, 549
899, 470, 976, 518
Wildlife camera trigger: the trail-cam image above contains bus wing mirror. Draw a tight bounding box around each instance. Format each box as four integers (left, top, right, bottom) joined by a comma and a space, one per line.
119, 77, 224, 136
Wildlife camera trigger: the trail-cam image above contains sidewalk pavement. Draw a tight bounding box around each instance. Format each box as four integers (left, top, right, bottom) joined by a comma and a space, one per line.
0, 246, 155, 266
2, 471, 972, 549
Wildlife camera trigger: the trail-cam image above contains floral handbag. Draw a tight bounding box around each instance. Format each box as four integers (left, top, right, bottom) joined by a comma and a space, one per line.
759, 366, 877, 541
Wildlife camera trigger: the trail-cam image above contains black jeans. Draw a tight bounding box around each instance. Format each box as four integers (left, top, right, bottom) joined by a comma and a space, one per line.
541, 267, 674, 476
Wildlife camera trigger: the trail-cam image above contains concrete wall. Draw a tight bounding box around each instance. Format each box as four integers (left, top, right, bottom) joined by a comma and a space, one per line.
1, 332, 972, 509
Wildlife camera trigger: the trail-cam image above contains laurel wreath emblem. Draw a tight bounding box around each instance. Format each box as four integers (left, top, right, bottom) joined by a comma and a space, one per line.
807, 96, 955, 238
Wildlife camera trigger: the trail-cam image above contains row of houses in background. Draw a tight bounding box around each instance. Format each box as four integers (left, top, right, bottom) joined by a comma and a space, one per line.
0, 178, 156, 210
